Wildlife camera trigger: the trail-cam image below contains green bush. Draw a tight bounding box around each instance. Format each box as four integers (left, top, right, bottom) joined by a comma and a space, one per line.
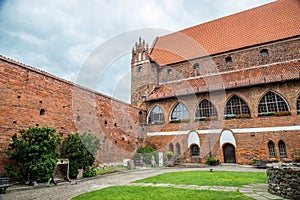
62, 133, 100, 178
206, 158, 220, 165
136, 146, 155, 153
83, 165, 96, 177
6, 127, 61, 183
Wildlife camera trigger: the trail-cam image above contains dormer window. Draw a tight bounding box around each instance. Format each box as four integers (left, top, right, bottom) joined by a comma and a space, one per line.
193, 63, 199, 70
260, 49, 268, 56
225, 56, 232, 63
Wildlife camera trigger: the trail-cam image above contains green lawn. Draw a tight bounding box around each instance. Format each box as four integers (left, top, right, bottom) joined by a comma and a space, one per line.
72, 186, 253, 200
134, 171, 267, 187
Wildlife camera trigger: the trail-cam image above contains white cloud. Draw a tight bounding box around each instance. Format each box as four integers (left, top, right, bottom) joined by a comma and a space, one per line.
0, 0, 275, 102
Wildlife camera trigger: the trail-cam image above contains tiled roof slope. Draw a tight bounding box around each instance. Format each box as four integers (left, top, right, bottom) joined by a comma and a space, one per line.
146, 60, 300, 101
150, 0, 300, 66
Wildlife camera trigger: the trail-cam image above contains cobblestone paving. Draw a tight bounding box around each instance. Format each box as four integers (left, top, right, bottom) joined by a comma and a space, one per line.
0, 165, 287, 200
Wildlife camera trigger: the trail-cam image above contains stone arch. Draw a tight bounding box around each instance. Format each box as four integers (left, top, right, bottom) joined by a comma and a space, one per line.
220, 130, 236, 148
188, 131, 200, 148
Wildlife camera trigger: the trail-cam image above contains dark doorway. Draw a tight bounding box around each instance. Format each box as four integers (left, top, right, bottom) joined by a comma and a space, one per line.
223, 143, 236, 163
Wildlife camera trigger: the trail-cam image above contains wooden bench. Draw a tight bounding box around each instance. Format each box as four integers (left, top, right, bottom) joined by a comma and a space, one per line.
0, 177, 12, 194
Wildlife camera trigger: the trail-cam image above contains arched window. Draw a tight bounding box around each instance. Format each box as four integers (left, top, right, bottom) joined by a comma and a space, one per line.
225, 56, 232, 63
224, 95, 250, 118
268, 141, 276, 158
278, 140, 287, 158
297, 95, 300, 113
169, 143, 174, 153
258, 91, 289, 115
148, 105, 165, 125
176, 143, 181, 155
190, 144, 200, 157
195, 99, 217, 120
170, 103, 189, 121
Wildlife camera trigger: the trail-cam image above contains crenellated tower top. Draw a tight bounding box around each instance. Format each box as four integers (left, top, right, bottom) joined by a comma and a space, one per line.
131, 37, 150, 65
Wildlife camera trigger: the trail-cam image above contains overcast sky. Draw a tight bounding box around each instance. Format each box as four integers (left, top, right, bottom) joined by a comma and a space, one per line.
0, 0, 275, 102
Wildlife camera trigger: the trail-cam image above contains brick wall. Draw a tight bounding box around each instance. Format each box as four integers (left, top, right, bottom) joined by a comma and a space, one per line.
0, 57, 145, 175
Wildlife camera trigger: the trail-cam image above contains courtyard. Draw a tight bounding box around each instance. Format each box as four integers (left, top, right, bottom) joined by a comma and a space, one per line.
0, 165, 287, 200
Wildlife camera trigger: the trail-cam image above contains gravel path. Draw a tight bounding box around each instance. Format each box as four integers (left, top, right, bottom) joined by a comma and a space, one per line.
0, 165, 284, 200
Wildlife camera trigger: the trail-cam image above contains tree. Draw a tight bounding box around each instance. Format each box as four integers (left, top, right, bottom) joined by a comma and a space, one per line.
6, 127, 61, 183
62, 133, 100, 178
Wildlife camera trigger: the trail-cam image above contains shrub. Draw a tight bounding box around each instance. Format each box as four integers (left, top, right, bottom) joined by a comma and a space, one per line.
6, 127, 61, 183
136, 146, 155, 153
83, 165, 96, 177
206, 158, 220, 165
62, 133, 100, 178
294, 156, 300, 162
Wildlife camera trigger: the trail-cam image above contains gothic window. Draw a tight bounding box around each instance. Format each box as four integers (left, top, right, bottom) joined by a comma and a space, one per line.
260, 49, 269, 56
258, 91, 289, 114
169, 143, 174, 153
191, 144, 200, 157
195, 99, 217, 119
224, 95, 250, 117
297, 95, 300, 113
278, 140, 287, 158
268, 141, 276, 158
148, 105, 165, 125
170, 103, 190, 121
225, 56, 232, 63
176, 143, 181, 155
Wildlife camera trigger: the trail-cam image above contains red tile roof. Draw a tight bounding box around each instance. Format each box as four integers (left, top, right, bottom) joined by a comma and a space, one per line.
146, 60, 300, 100
150, 0, 300, 66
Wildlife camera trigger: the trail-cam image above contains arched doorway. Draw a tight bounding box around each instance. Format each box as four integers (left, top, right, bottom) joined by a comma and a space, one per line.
223, 143, 236, 163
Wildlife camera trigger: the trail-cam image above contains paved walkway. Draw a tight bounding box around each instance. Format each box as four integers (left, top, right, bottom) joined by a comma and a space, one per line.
0, 165, 286, 200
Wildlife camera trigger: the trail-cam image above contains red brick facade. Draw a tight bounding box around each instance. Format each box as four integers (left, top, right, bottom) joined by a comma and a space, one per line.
130, 1, 300, 165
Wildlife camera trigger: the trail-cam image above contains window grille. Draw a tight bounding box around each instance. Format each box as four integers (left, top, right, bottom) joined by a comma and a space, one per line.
224, 95, 250, 116
258, 91, 289, 114
148, 105, 165, 124
195, 99, 217, 118
268, 141, 276, 158
278, 140, 287, 158
171, 103, 189, 120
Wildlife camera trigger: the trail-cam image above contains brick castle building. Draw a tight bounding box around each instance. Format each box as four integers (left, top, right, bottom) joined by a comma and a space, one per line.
131, 0, 300, 164
0, 0, 299, 174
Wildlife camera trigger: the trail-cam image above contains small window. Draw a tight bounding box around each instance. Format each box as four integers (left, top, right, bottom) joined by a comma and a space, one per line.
297, 95, 300, 113
138, 66, 143, 72
176, 143, 181, 155
191, 144, 200, 157
193, 63, 199, 70
167, 69, 173, 75
40, 109, 45, 115
260, 49, 268, 56
278, 140, 287, 158
268, 141, 276, 158
225, 56, 232, 63
169, 143, 174, 153
77, 116, 81, 121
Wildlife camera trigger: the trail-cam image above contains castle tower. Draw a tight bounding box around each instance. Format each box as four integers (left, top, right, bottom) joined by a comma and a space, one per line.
131, 37, 159, 108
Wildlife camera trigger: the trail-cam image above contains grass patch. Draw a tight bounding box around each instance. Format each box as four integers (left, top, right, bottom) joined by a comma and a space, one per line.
134, 171, 267, 187
72, 186, 252, 200
95, 167, 124, 176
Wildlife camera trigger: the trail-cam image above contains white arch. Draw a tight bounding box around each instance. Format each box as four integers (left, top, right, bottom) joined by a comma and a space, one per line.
188, 131, 200, 148
220, 130, 236, 148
